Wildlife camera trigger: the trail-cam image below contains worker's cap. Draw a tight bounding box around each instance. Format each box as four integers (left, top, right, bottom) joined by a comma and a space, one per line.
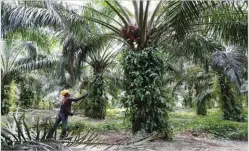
61, 89, 70, 96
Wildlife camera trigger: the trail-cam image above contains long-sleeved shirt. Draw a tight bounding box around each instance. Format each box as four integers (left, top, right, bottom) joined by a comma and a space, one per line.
59, 93, 88, 115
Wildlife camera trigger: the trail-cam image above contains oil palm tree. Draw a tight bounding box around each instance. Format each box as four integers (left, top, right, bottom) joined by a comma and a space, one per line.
80, 40, 122, 119
211, 46, 247, 121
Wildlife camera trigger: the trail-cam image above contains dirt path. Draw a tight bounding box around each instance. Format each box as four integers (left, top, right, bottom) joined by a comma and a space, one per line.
120, 136, 248, 151
71, 132, 248, 151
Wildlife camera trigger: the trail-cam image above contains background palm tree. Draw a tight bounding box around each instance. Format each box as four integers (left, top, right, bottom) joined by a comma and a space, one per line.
80, 40, 122, 119
211, 46, 247, 121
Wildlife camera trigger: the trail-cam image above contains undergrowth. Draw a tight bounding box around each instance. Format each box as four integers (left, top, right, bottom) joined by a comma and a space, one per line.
170, 108, 248, 140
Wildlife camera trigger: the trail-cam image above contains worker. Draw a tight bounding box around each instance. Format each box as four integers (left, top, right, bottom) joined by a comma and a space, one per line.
47, 89, 88, 139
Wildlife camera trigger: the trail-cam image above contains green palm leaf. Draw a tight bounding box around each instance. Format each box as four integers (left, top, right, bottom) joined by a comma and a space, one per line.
162, 1, 209, 41
211, 47, 247, 90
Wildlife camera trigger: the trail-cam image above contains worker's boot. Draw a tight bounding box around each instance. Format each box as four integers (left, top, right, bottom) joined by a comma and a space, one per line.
46, 128, 55, 139
60, 129, 67, 139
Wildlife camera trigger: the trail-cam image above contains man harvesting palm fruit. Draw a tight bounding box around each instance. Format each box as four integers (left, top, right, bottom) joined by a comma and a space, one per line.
47, 90, 88, 139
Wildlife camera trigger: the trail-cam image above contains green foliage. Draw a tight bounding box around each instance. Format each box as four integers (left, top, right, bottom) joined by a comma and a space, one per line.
211, 48, 247, 122
196, 100, 207, 116
38, 100, 53, 110
19, 84, 35, 108
68, 108, 129, 133
68, 120, 130, 133
9, 81, 17, 112
170, 109, 248, 140
121, 46, 172, 138
206, 121, 247, 140
203, 1, 248, 47
106, 108, 125, 119
218, 75, 245, 122
81, 40, 120, 119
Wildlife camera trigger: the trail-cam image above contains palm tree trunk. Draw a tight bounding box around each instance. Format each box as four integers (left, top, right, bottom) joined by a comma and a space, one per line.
84, 68, 106, 119
122, 47, 171, 139
1, 85, 10, 115
1, 76, 11, 115
195, 83, 207, 116
68, 50, 76, 86
197, 100, 207, 116
184, 85, 194, 108
218, 74, 244, 122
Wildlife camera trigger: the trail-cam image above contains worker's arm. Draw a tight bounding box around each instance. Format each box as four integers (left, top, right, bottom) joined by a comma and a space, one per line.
68, 92, 88, 102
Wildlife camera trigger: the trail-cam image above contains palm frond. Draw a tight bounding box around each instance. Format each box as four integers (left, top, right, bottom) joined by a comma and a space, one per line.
24, 41, 38, 60
4, 28, 53, 51
8, 4, 62, 30
3, 0, 87, 33
203, 1, 248, 47
1, 111, 115, 150
147, 1, 162, 34
162, 1, 209, 41
138, 1, 144, 31
10, 57, 58, 75
1, 40, 47, 79
211, 47, 247, 90
114, 1, 132, 24
140, 1, 150, 47
132, 0, 139, 24
180, 34, 223, 64
105, 0, 129, 27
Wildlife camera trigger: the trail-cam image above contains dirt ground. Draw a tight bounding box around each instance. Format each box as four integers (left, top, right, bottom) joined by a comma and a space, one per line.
71, 132, 248, 151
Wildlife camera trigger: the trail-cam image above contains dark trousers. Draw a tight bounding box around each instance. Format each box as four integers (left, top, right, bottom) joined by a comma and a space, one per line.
47, 112, 68, 138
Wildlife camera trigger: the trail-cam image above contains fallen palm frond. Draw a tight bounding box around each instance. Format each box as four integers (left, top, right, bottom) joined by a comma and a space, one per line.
1, 110, 115, 150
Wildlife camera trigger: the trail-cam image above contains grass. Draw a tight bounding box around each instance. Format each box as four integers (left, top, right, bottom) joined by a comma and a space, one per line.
67, 108, 130, 132
67, 108, 247, 140
170, 108, 248, 140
